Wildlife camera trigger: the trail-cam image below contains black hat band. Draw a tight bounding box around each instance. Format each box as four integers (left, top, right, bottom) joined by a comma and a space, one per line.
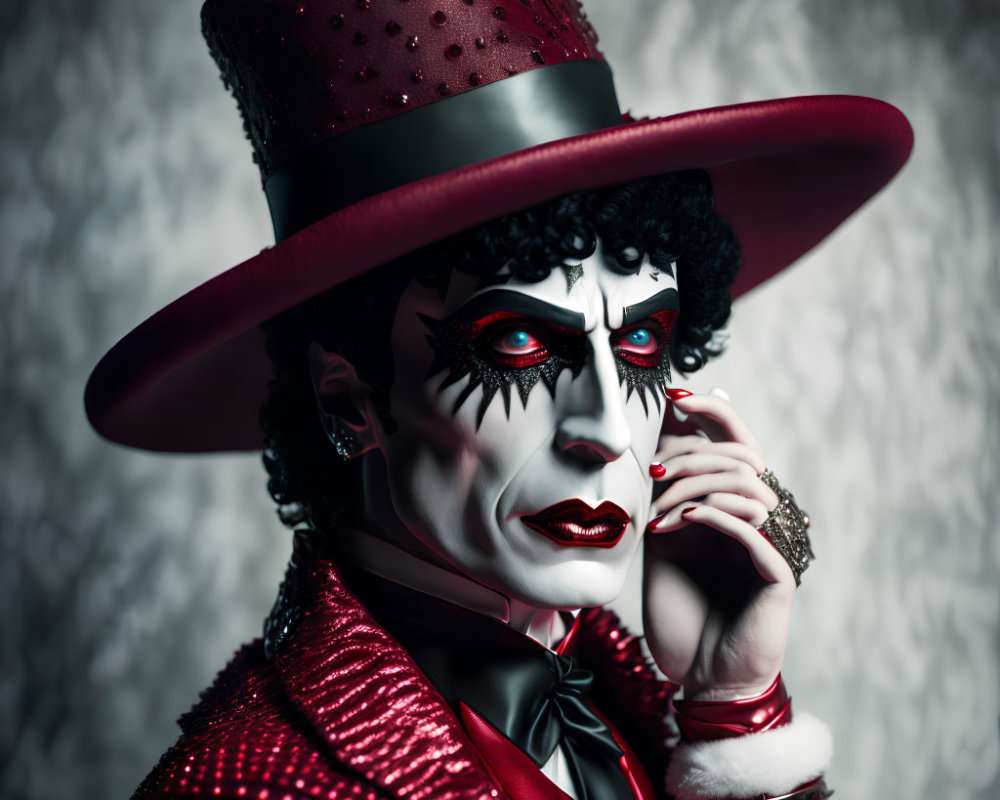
265, 60, 622, 242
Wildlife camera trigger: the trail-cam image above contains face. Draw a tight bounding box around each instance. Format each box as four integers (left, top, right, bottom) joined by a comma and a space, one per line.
365, 250, 679, 609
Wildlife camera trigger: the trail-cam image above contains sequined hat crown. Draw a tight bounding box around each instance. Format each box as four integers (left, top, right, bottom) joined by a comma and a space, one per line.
203, 0, 620, 241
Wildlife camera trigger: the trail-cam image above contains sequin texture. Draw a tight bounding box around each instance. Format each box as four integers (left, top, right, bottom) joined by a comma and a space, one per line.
201, 0, 605, 179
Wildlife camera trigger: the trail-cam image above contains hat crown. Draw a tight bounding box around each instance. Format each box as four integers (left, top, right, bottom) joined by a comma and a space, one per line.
202, 0, 604, 181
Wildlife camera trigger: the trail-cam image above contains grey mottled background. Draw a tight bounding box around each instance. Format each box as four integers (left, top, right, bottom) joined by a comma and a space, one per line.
1, 1, 997, 798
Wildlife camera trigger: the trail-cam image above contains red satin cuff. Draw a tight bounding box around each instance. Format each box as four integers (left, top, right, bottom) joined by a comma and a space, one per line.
672, 674, 792, 742
770, 777, 831, 799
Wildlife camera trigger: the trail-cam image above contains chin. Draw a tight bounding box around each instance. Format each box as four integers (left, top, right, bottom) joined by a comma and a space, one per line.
491, 557, 633, 610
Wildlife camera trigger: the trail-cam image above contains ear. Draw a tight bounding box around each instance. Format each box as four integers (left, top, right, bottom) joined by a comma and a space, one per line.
307, 342, 380, 457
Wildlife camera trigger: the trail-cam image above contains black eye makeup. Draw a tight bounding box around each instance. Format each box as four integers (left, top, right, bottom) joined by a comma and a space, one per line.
420, 294, 588, 428
611, 287, 679, 411
610, 308, 676, 413
421, 288, 678, 426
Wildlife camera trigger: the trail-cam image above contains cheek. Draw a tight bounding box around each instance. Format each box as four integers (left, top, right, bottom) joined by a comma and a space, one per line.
434, 382, 562, 528
385, 332, 475, 458
381, 376, 558, 542
375, 354, 481, 538
624, 389, 667, 464
399, 448, 482, 538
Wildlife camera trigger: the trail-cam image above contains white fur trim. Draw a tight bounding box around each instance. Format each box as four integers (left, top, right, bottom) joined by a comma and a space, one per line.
665, 713, 833, 799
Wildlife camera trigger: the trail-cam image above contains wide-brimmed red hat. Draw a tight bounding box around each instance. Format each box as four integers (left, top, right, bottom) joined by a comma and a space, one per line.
85, 0, 912, 453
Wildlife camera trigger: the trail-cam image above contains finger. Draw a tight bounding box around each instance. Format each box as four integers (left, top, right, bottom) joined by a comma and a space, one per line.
646, 493, 769, 532
650, 454, 757, 484
659, 399, 704, 439
645, 503, 691, 533
700, 493, 771, 527
655, 436, 766, 476
671, 392, 764, 453
652, 471, 779, 516
678, 505, 793, 584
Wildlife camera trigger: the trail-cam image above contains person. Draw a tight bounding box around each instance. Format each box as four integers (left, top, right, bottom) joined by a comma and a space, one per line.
85, 1, 912, 798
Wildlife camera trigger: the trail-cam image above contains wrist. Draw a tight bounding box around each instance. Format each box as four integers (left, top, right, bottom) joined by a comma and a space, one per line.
664, 711, 833, 800
673, 673, 791, 742
682, 680, 776, 703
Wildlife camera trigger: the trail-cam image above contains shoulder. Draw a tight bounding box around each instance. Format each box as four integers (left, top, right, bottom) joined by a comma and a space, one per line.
131, 641, 388, 800
575, 607, 677, 713
574, 607, 678, 772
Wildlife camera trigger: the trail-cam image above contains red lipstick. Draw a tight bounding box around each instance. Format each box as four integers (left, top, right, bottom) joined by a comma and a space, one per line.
520, 500, 630, 548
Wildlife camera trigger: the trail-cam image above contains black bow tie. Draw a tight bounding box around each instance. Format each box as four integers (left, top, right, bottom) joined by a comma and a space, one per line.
503, 650, 629, 800
351, 572, 634, 800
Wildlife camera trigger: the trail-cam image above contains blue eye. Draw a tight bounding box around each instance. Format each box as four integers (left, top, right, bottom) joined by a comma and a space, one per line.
614, 325, 660, 365
507, 330, 531, 349
628, 328, 652, 346
490, 326, 547, 364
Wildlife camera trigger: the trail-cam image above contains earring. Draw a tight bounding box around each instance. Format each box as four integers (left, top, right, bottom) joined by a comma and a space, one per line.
331, 428, 360, 461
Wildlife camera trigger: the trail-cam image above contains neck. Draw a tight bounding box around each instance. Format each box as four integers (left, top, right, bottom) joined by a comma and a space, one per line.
508, 599, 567, 648
349, 528, 569, 648
358, 453, 458, 571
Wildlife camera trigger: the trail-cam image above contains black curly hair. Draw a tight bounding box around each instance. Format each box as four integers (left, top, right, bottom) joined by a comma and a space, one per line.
260, 170, 741, 532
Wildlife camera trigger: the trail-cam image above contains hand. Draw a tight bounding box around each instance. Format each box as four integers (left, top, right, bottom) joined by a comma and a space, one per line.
643, 390, 796, 701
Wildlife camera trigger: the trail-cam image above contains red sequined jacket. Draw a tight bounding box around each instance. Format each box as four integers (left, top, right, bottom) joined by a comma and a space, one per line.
132, 557, 675, 800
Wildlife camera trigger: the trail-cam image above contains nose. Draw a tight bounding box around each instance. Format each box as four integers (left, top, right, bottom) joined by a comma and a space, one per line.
554, 340, 631, 465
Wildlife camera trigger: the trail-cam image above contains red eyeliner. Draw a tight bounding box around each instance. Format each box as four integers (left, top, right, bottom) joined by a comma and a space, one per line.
494, 350, 548, 368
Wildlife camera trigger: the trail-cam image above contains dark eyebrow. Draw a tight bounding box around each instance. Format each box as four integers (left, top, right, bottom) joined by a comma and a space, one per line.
622, 288, 680, 327
456, 289, 586, 330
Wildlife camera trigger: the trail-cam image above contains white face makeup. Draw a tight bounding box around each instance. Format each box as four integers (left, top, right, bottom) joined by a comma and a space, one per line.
364, 251, 679, 609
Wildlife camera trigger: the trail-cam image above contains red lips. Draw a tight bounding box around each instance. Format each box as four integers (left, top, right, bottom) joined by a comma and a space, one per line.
521, 500, 630, 548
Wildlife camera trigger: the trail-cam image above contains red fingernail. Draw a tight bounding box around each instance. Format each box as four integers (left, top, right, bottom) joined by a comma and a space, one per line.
681, 506, 698, 516
649, 462, 667, 479
665, 389, 693, 401
646, 512, 667, 530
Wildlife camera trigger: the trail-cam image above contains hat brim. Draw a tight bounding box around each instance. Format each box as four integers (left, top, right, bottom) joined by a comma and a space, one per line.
86, 94, 912, 452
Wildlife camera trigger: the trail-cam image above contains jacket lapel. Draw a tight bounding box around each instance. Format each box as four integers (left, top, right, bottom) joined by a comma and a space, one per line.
459, 703, 575, 800
272, 560, 501, 800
